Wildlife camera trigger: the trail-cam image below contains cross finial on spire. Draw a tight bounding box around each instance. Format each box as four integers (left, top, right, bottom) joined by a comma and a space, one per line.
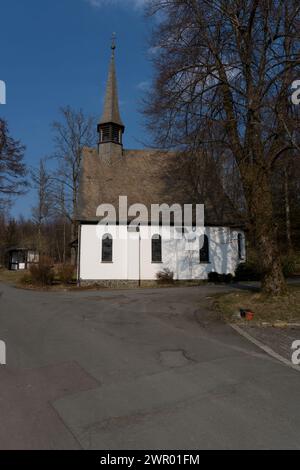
111, 32, 116, 57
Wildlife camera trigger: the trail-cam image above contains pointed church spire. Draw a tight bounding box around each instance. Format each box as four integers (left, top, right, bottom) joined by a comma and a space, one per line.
98, 34, 124, 132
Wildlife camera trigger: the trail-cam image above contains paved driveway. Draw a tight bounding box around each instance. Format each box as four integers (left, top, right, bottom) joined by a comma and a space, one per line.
0, 282, 300, 449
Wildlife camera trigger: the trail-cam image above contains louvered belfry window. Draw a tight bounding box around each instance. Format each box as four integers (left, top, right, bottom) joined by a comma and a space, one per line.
101, 124, 111, 142
98, 123, 122, 144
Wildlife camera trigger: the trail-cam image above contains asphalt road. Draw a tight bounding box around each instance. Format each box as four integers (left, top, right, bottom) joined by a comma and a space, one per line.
0, 282, 299, 450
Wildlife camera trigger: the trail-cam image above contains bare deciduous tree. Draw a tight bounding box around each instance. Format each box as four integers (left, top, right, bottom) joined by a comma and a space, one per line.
31, 158, 53, 251
0, 118, 27, 207
145, 0, 300, 294
52, 106, 97, 262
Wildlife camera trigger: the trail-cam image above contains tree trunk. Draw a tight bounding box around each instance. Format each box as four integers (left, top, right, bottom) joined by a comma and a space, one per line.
243, 164, 287, 295
70, 218, 78, 266
284, 168, 292, 251
63, 220, 66, 264
255, 229, 286, 295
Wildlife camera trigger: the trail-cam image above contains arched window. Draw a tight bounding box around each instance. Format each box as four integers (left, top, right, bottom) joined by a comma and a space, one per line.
152, 234, 162, 263
102, 234, 113, 262
238, 233, 243, 260
199, 234, 209, 263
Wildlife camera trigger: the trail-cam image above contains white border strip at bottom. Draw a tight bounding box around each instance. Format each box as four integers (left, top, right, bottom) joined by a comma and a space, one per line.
230, 323, 300, 373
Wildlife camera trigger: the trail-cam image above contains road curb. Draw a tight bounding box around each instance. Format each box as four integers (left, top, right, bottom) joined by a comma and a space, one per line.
230, 323, 300, 373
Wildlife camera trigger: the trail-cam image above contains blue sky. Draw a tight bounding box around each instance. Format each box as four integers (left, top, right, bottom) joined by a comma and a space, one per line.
0, 0, 153, 218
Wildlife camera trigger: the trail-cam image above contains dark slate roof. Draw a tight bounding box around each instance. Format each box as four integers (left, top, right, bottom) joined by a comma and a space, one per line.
77, 147, 245, 227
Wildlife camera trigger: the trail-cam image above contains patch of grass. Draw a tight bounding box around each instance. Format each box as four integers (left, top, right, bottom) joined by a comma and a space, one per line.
0, 267, 75, 290
215, 285, 300, 324
0, 268, 27, 284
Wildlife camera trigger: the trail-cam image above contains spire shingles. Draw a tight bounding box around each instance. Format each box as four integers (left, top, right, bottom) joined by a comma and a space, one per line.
99, 38, 123, 127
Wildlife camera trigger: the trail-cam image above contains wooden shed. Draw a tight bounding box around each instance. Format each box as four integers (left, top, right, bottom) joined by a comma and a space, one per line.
6, 248, 39, 271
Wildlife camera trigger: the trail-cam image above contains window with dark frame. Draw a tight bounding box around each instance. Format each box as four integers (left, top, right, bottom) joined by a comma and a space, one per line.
152, 234, 162, 263
199, 234, 209, 263
102, 234, 113, 262
238, 233, 243, 260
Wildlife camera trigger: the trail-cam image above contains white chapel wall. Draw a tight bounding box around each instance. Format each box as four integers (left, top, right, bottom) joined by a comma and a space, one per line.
79, 224, 245, 281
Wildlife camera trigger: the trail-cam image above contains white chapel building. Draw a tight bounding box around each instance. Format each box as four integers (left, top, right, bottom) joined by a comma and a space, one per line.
76, 43, 246, 285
